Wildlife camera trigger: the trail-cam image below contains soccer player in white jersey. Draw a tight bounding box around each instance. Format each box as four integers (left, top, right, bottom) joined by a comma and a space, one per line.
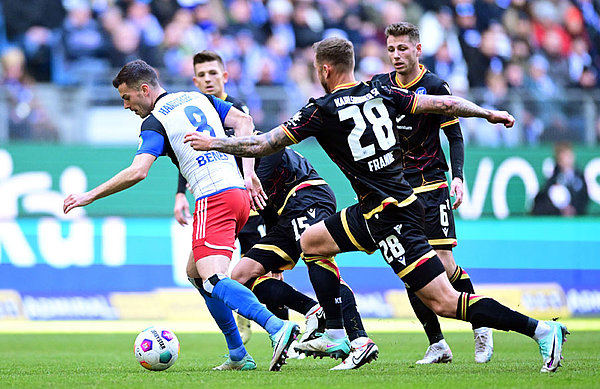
63, 59, 300, 372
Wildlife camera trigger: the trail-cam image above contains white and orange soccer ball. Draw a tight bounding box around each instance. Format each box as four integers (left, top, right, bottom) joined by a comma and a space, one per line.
134, 326, 180, 371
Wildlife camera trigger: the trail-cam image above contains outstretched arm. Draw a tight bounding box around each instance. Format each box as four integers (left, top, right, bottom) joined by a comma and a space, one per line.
184, 126, 294, 157
414, 95, 515, 127
63, 153, 156, 214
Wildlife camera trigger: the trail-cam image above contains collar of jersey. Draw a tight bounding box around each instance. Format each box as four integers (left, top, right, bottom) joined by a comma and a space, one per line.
155, 92, 169, 103
394, 64, 426, 89
332, 81, 360, 93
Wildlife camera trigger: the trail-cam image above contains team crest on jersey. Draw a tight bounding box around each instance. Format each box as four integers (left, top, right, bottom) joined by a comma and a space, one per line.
415, 87, 426, 95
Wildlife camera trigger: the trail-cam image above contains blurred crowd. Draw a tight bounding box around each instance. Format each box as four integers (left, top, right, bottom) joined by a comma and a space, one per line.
0, 0, 599, 143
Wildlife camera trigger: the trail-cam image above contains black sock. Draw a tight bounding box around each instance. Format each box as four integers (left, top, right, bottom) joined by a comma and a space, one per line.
407, 287, 444, 344
449, 266, 475, 294
340, 282, 367, 341
249, 277, 317, 316
267, 304, 289, 320
457, 292, 538, 337
304, 254, 343, 329
449, 266, 477, 330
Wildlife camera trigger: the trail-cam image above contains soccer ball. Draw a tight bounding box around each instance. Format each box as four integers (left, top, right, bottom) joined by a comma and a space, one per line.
134, 325, 180, 371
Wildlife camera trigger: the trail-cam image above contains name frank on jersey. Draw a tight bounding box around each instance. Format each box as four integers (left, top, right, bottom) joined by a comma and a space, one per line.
368, 151, 394, 172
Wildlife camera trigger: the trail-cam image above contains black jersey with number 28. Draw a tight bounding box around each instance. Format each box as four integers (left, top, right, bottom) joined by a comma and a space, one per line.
281, 81, 420, 215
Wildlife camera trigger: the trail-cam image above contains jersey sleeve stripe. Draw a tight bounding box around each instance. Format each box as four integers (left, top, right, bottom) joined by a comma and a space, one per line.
279, 124, 298, 144
410, 94, 419, 114
440, 118, 459, 128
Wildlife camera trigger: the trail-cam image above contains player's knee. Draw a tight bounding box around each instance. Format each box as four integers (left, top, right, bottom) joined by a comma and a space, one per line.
299, 228, 318, 253
421, 293, 457, 318
231, 267, 250, 284
300, 222, 337, 256
231, 257, 266, 285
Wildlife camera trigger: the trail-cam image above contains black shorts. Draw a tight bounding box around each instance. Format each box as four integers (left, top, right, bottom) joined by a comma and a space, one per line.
244, 185, 337, 272
238, 214, 265, 256
416, 186, 457, 250
324, 198, 444, 291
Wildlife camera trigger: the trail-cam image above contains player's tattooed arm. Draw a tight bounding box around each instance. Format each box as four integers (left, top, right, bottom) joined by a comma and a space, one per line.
184, 126, 293, 157
414, 94, 515, 127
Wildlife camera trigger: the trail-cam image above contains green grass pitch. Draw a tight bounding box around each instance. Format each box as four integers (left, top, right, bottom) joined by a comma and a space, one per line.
3, 323, 599, 389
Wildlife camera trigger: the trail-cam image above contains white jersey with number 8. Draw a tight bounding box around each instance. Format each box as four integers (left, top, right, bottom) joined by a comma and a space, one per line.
152, 91, 245, 200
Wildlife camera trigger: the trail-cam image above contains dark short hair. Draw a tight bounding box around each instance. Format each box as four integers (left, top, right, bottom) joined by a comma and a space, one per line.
193, 50, 225, 68
385, 22, 420, 44
112, 59, 159, 89
312, 38, 354, 72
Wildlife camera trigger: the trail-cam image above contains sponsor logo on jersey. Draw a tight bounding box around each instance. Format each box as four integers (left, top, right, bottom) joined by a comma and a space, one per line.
395, 114, 412, 130
415, 87, 426, 95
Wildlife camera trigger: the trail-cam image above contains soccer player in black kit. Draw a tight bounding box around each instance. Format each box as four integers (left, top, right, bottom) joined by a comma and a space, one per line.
229, 136, 379, 370
371, 22, 493, 364
178, 51, 377, 370
184, 38, 568, 373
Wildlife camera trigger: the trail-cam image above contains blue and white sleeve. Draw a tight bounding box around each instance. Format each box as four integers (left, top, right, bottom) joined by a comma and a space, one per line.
206, 94, 233, 123
136, 130, 165, 157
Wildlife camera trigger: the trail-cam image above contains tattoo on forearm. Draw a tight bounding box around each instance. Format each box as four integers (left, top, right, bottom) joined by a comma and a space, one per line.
426, 96, 489, 118
212, 130, 289, 157
422, 96, 488, 118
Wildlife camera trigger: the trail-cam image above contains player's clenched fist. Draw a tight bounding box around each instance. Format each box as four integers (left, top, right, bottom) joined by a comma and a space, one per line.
184, 132, 213, 151
487, 110, 515, 128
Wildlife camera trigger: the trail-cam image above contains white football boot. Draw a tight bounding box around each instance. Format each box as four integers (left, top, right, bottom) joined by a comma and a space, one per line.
474, 327, 494, 363
416, 339, 453, 364
330, 337, 379, 370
